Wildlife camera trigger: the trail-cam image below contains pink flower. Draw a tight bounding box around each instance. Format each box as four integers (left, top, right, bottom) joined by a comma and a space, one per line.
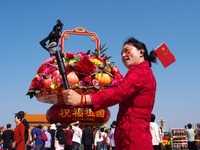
89, 54, 97, 59
76, 52, 85, 58
78, 80, 85, 86
92, 79, 99, 86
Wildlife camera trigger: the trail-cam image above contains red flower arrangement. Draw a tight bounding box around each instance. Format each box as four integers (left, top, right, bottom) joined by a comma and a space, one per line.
26, 45, 123, 99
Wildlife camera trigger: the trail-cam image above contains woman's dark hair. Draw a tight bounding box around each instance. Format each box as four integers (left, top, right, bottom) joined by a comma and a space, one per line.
15, 114, 23, 121
123, 37, 157, 67
16, 111, 25, 118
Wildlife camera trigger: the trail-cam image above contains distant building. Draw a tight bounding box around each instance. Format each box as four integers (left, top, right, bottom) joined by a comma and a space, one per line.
25, 114, 50, 127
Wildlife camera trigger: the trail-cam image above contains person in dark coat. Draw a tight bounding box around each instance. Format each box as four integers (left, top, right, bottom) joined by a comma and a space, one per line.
49, 124, 56, 150
2, 123, 14, 150
82, 123, 94, 150
54, 123, 65, 149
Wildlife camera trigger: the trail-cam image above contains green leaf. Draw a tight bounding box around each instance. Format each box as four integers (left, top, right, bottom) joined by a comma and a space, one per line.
35, 90, 41, 94
93, 86, 100, 89
74, 55, 81, 61
77, 86, 85, 89
100, 43, 108, 54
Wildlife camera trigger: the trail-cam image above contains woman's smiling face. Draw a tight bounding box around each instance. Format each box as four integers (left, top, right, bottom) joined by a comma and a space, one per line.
121, 43, 144, 69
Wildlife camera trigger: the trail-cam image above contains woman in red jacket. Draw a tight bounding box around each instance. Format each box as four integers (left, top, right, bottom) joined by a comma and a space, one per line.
12, 113, 25, 150
63, 37, 157, 150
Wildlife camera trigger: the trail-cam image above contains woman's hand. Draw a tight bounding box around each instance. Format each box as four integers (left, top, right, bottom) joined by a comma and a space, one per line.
12, 141, 16, 149
63, 89, 81, 106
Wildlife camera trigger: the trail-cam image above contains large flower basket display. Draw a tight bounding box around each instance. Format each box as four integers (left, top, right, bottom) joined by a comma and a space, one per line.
27, 26, 123, 125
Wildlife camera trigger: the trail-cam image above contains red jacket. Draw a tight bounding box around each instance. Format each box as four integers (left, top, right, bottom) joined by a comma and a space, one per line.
14, 122, 25, 150
64, 129, 74, 146
90, 61, 156, 150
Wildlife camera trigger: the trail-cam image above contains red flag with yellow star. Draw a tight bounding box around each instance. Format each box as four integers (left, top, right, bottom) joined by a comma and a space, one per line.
155, 43, 176, 68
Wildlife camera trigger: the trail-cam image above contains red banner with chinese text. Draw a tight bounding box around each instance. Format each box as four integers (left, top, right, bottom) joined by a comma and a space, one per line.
46, 104, 110, 125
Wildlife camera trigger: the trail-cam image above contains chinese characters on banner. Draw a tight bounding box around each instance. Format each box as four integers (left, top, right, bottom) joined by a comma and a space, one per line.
46, 104, 110, 124
58, 108, 105, 122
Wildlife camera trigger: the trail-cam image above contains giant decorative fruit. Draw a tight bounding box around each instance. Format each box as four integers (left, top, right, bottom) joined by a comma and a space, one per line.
67, 72, 79, 86
43, 78, 52, 88
95, 73, 111, 86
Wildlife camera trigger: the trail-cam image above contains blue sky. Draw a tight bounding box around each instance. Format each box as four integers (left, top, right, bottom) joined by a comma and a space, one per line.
1, 1, 200, 131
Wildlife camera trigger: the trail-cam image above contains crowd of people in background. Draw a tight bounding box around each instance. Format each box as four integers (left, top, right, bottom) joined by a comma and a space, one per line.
1, 111, 199, 150
0, 111, 116, 150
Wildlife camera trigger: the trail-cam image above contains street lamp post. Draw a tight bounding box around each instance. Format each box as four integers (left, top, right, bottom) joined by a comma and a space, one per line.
158, 118, 166, 133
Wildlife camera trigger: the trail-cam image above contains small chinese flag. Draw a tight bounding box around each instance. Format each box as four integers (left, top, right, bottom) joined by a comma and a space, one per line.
155, 43, 176, 68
